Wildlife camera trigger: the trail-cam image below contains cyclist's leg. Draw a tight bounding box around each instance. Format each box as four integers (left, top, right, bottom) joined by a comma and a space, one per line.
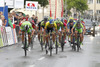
63, 29, 66, 40
79, 29, 83, 44
59, 31, 61, 43
38, 30, 40, 42
22, 31, 25, 43
28, 33, 31, 45
75, 29, 78, 41
52, 29, 55, 43
45, 28, 49, 44
67, 29, 70, 41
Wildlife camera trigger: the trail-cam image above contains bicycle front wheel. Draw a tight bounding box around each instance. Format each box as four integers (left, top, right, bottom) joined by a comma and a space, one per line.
56, 38, 58, 54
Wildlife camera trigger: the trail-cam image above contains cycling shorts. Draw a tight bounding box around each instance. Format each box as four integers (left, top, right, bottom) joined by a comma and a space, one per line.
46, 27, 54, 34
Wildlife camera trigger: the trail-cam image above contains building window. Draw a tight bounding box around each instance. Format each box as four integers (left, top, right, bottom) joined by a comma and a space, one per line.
88, 0, 93, 4
97, 10, 100, 14
88, 10, 93, 15
97, 0, 100, 4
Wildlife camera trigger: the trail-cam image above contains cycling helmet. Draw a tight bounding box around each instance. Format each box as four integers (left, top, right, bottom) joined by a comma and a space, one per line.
77, 20, 81, 24
48, 17, 53, 21
69, 17, 74, 20
49, 19, 54, 24
44, 16, 48, 21
69, 19, 73, 23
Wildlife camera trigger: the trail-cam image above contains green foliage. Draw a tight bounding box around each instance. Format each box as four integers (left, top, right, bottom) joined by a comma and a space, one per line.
38, 0, 49, 7
65, 0, 88, 14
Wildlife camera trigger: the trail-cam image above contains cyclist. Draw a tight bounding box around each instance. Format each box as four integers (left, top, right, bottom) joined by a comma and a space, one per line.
19, 20, 35, 49
80, 18, 86, 45
37, 17, 51, 44
67, 18, 76, 45
44, 19, 57, 48
37, 20, 44, 41
62, 18, 68, 41
54, 19, 65, 44
80, 18, 86, 34
71, 20, 85, 46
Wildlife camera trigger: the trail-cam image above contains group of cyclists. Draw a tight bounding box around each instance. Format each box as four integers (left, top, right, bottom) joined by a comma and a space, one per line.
18, 16, 86, 54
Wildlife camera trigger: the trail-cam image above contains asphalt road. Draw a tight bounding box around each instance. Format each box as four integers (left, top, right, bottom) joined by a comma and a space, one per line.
0, 31, 100, 67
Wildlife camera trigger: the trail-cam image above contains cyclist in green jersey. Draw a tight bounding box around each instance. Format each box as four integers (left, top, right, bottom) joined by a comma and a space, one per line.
71, 20, 85, 45
19, 21, 35, 47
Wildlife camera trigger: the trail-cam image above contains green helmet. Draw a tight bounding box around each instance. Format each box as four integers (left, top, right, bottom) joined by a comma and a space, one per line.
48, 17, 53, 21
56, 20, 61, 24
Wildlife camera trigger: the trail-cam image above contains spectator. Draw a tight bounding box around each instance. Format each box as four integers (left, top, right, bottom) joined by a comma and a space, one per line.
0, 15, 7, 26
31, 14, 35, 20
34, 16, 38, 24
0, 12, 3, 19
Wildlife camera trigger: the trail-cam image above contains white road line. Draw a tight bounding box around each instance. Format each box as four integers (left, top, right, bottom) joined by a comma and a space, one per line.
38, 57, 45, 60
29, 65, 35, 67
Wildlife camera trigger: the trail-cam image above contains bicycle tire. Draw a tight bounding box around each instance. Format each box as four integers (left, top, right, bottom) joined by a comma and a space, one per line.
31, 37, 34, 49
72, 36, 76, 51
24, 33, 27, 56
50, 39, 52, 56
77, 36, 80, 52
61, 35, 64, 52
40, 35, 43, 51
56, 37, 58, 54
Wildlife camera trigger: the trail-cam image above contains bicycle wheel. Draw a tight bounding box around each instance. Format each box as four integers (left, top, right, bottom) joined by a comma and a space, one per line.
72, 36, 76, 51
77, 36, 80, 52
50, 39, 52, 56
56, 36, 58, 54
61, 35, 64, 52
40, 35, 43, 51
24, 33, 27, 56
31, 36, 34, 49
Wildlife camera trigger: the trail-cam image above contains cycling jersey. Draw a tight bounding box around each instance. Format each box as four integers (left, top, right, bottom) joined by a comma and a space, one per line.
73, 23, 84, 33
20, 21, 33, 33
67, 22, 76, 29
73, 23, 83, 29
54, 21, 63, 30
45, 22, 57, 30
41, 21, 48, 28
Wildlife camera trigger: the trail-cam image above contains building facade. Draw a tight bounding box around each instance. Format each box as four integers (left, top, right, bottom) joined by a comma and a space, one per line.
87, 0, 100, 19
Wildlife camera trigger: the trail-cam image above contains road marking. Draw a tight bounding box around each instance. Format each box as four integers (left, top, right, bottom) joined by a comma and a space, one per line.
29, 65, 35, 67
38, 57, 45, 60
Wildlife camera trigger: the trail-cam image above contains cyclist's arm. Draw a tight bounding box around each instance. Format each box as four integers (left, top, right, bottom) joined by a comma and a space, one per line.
71, 23, 76, 34
54, 23, 58, 33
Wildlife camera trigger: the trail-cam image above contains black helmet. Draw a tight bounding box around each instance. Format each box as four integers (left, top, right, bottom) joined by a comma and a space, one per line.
77, 20, 81, 24
44, 16, 48, 22
69, 19, 73, 23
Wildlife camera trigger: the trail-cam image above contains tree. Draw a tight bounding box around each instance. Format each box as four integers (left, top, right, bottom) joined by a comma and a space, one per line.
38, 0, 49, 17
64, 0, 88, 16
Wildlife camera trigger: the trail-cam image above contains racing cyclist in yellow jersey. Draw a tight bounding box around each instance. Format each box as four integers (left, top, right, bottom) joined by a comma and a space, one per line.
44, 19, 57, 46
